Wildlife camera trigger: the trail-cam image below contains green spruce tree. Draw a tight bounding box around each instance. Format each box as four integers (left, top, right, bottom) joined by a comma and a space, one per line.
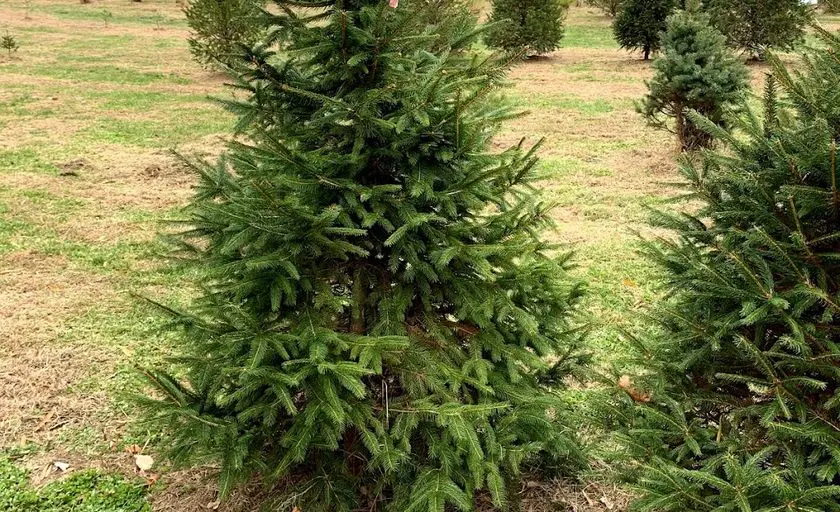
485, 0, 568, 56
706, 0, 813, 60
140, 0, 587, 510
613, 0, 676, 60
606, 26, 840, 511
183, 0, 266, 69
638, 9, 748, 150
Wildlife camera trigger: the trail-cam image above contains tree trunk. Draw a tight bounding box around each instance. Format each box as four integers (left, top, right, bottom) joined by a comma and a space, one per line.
676, 108, 687, 151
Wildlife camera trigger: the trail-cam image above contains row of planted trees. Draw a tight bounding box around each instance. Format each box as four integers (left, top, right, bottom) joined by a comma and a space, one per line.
614, 0, 814, 61
183, 0, 573, 69
184, 0, 816, 70
138, 0, 840, 510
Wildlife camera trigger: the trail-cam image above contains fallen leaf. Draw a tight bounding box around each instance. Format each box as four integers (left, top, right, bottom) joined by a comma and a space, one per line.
291, 507, 301, 512
206, 500, 221, 510
144, 473, 160, 487
134, 454, 154, 471
53, 461, 70, 472
622, 279, 637, 288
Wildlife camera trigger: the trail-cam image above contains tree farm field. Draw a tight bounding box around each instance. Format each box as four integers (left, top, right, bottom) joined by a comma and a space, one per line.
1, 1, 839, 510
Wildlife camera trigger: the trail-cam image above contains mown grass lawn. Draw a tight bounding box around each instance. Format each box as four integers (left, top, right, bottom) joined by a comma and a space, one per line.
1, 1, 837, 510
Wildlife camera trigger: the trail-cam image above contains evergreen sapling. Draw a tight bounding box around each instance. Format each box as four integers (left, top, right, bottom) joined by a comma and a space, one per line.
638, 9, 748, 150
1, 31, 19, 55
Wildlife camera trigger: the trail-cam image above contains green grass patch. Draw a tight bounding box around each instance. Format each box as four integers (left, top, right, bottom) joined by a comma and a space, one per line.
0, 147, 59, 174
573, 238, 661, 365
564, 23, 618, 49
0, 215, 159, 274
0, 92, 37, 115
0, 203, 37, 254
18, 189, 87, 214
512, 93, 617, 114
34, 4, 185, 27
0, 455, 151, 512
78, 112, 231, 147
3, 64, 191, 86
91, 90, 209, 111
539, 156, 613, 178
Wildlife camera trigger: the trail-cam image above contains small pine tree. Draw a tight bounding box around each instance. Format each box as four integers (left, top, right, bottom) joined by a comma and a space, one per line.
183, 0, 266, 70
706, 0, 813, 59
1, 32, 19, 55
607, 26, 840, 512
140, 0, 588, 510
638, 10, 748, 150
485, 0, 568, 56
613, 0, 676, 59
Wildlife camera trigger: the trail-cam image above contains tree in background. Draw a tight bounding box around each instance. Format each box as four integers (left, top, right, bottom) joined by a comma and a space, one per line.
613, 0, 676, 59
140, 0, 588, 510
183, 0, 266, 70
485, 0, 569, 55
823, 0, 840, 13
604, 27, 840, 511
588, 0, 625, 17
638, 10, 747, 150
706, 0, 812, 59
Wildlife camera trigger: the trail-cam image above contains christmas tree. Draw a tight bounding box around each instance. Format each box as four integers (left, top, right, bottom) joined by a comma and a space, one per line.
706, 0, 812, 60
638, 9, 747, 150
607, 26, 840, 511
613, 0, 676, 60
140, 0, 587, 510
484, 0, 568, 56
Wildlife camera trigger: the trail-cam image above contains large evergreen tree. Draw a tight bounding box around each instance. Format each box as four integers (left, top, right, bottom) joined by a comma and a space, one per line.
638, 9, 747, 150
613, 0, 676, 60
140, 0, 587, 510
484, 0, 568, 56
606, 27, 840, 511
706, 0, 812, 60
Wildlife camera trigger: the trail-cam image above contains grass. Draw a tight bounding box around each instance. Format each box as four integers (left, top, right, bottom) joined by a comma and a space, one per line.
0, 455, 151, 512
0, 0, 835, 509
33, 3, 184, 27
